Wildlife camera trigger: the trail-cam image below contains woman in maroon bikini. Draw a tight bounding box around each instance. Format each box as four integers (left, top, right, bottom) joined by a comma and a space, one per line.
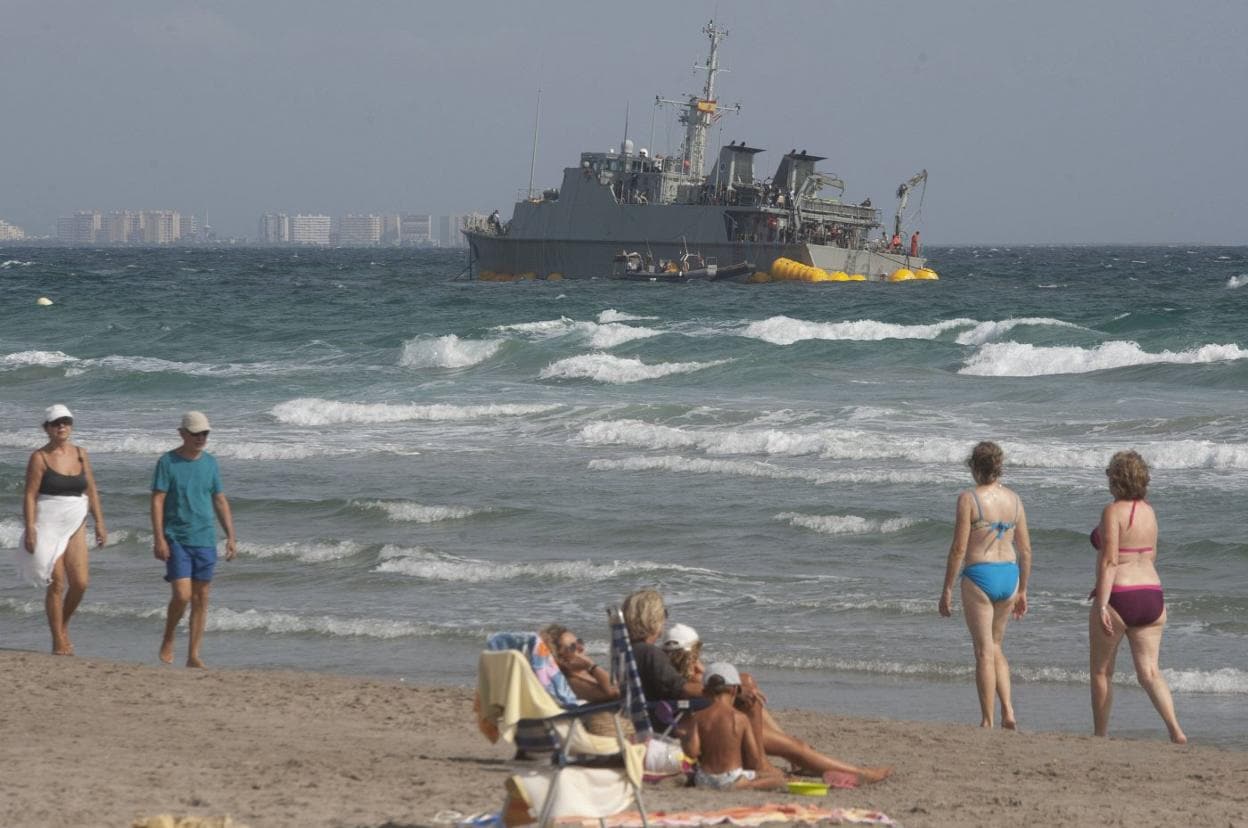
1088, 450, 1186, 743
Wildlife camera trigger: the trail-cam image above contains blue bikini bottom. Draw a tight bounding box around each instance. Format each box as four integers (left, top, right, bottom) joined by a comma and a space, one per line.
962, 561, 1020, 603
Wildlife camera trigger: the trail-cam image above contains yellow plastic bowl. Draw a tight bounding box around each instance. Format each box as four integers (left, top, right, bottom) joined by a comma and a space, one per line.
787, 781, 829, 796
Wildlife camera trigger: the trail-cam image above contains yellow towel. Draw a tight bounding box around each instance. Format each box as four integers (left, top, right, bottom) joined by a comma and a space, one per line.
476, 650, 565, 744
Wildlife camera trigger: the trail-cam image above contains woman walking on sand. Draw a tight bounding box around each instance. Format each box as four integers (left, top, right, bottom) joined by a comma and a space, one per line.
1088, 450, 1186, 743
939, 441, 1032, 729
19, 404, 107, 655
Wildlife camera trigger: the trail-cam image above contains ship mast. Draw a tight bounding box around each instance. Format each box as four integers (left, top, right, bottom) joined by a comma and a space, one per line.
657, 20, 739, 179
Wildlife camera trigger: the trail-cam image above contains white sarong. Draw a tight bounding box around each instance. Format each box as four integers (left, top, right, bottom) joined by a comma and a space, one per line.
15, 494, 88, 587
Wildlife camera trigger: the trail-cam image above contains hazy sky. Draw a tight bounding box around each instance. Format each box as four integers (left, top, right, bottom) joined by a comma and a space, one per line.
3, 0, 1245, 243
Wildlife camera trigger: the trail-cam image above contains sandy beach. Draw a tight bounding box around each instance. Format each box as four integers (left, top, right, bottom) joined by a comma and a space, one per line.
2, 650, 1245, 827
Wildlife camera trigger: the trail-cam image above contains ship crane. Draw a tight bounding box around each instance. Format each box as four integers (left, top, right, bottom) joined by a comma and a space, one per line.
893, 169, 927, 238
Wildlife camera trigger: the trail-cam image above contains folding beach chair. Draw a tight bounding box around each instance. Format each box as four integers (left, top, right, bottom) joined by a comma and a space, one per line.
475, 607, 651, 827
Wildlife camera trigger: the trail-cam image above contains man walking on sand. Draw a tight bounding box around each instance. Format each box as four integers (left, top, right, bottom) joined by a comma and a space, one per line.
151, 411, 236, 668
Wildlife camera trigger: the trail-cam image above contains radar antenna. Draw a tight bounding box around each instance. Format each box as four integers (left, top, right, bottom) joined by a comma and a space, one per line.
655, 20, 741, 178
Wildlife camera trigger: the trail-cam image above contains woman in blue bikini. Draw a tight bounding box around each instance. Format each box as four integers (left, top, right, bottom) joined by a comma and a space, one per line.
939, 441, 1032, 729
1088, 450, 1186, 743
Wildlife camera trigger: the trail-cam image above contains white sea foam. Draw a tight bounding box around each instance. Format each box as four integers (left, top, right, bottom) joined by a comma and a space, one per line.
492, 316, 660, 349
1, 350, 75, 368
373, 546, 711, 582
739, 315, 976, 345
358, 501, 483, 522
270, 397, 560, 425
205, 607, 445, 639
1, 260, 34, 268
775, 512, 916, 535
493, 317, 575, 336
586, 323, 662, 349
953, 317, 1082, 346
598, 309, 659, 323
0, 519, 24, 548
0, 430, 329, 460
238, 540, 366, 563
398, 334, 503, 369
1227, 275, 1248, 289
960, 340, 1248, 377
588, 455, 937, 485
540, 354, 728, 384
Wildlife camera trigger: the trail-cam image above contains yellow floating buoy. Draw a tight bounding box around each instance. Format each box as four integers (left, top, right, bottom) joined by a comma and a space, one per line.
915, 268, 940, 280
519, 271, 538, 280
749, 271, 771, 283
546, 272, 563, 281
889, 268, 916, 282
36, 296, 54, 306
847, 274, 867, 281
830, 270, 850, 282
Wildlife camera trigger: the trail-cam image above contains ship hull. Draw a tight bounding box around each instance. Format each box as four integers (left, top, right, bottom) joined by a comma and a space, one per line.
464, 232, 924, 280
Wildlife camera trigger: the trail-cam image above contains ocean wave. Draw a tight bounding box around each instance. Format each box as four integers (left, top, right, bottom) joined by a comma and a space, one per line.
270, 397, 560, 425
953, 317, 1083, 346
0, 430, 331, 460
398, 334, 503, 368
238, 539, 366, 563
0, 519, 23, 548
540, 354, 729, 384
588, 455, 937, 485
1, 260, 35, 268
577, 420, 1248, 470
492, 316, 660, 349
960, 340, 1248, 377
373, 545, 716, 582
1, 350, 75, 368
739, 315, 976, 345
598, 309, 659, 323
775, 512, 916, 535
1227, 275, 1248, 289
357, 501, 484, 522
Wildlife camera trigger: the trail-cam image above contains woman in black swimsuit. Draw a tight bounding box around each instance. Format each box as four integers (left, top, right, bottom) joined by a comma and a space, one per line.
21, 404, 107, 655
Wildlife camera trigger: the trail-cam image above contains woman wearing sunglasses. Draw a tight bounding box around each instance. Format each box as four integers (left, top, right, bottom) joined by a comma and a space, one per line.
543, 624, 618, 703
19, 404, 108, 654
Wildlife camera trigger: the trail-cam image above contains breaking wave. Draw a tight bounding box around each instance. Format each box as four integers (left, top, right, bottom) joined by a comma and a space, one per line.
1226, 275, 1248, 289
540, 354, 729, 384
238, 540, 366, 563
960, 341, 1248, 377
372, 545, 715, 582
598, 309, 659, 323
588, 455, 937, 485
356, 501, 485, 522
492, 316, 661, 349
398, 334, 503, 368
739, 315, 975, 345
270, 397, 560, 425
953, 317, 1083, 346
775, 512, 917, 535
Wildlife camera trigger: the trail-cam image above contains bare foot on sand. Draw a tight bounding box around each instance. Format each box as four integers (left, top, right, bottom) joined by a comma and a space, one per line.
1171, 730, 1188, 745
186, 656, 206, 669
1003, 718, 1018, 731
52, 634, 74, 656
858, 766, 893, 785
159, 640, 175, 664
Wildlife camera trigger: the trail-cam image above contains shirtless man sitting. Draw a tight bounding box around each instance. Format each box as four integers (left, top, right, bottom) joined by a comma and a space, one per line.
682, 662, 784, 791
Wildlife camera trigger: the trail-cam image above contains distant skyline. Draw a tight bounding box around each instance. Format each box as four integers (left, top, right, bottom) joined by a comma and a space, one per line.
3, 0, 1246, 244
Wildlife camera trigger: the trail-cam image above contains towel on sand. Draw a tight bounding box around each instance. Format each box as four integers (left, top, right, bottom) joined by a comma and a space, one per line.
15, 494, 87, 587
559, 804, 895, 826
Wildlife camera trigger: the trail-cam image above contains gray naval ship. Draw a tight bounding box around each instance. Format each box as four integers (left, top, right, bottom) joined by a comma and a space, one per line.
464, 21, 929, 282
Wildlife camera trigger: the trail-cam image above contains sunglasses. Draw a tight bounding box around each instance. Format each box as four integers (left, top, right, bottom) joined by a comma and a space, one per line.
186, 430, 210, 438
46, 418, 73, 427
559, 638, 585, 654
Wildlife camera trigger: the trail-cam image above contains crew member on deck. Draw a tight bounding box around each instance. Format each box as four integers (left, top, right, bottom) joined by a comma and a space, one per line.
910, 231, 921, 257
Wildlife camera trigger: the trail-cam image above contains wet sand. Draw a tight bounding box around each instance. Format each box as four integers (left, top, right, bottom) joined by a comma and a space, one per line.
2, 650, 1245, 827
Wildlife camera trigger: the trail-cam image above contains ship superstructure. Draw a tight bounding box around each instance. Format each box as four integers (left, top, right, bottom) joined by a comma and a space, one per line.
464, 21, 929, 282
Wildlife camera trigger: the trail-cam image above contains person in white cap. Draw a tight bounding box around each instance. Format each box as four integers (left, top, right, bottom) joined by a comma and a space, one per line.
682, 661, 783, 790
151, 410, 236, 667
19, 404, 108, 654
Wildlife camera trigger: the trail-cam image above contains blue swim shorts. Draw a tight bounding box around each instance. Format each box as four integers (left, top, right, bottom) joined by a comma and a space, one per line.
164, 538, 218, 583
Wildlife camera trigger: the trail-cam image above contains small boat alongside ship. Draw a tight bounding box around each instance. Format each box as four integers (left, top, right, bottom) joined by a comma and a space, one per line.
464, 21, 935, 283
610, 248, 755, 282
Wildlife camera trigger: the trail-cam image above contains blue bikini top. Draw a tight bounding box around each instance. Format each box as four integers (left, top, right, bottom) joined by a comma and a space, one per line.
970, 489, 1019, 540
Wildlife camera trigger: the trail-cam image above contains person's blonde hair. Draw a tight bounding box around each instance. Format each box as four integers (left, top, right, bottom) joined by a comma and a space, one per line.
668, 641, 703, 680
622, 589, 666, 642
967, 441, 1004, 485
540, 623, 569, 649
1106, 450, 1150, 500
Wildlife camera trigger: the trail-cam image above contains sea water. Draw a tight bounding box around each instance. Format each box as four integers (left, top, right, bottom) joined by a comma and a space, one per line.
2, 245, 1245, 747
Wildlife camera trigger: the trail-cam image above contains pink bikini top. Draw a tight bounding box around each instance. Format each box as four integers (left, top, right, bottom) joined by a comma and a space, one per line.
1089, 500, 1153, 554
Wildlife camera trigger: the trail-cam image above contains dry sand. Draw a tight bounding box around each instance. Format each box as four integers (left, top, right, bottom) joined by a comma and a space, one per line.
2, 650, 1246, 827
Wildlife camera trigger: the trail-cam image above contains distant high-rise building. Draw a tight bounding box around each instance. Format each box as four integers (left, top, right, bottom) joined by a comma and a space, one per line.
258, 213, 290, 243
0, 219, 26, 241
140, 210, 180, 244
437, 214, 465, 248
57, 211, 101, 244
381, 214, 401, 245
338, 214, 382, 246
180, 214, 201, 242
400, 213, 433, 246
290, 214, 331, 246
102, 210, 139, 243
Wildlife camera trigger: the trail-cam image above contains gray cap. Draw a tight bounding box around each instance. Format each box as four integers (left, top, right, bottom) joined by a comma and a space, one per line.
180, 410, 211, 432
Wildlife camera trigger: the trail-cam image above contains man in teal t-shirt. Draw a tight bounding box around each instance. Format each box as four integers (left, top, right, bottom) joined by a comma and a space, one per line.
151, 410, 236, 668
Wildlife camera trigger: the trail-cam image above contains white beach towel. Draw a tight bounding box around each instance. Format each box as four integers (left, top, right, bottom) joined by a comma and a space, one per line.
15, 494, 87, 587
